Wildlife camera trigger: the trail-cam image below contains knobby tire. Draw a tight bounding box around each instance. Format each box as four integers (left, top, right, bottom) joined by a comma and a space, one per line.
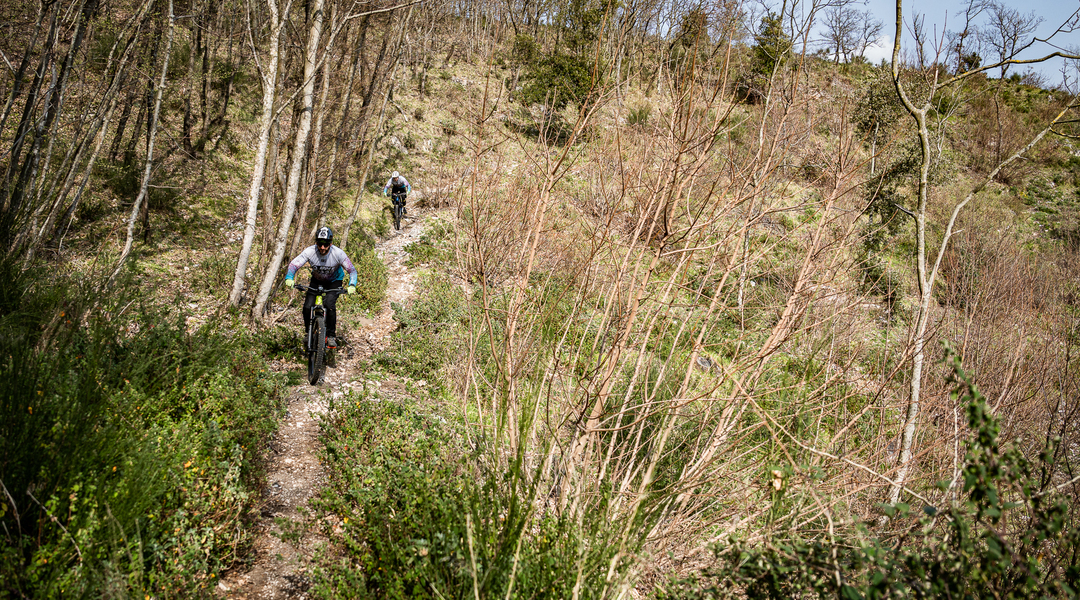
393, 202, 402, 230
309, 315, 326, 385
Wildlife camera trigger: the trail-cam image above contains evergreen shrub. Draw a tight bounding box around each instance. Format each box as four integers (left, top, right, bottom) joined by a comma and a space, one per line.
376, 274, 466, 381
0, 259, 286, 596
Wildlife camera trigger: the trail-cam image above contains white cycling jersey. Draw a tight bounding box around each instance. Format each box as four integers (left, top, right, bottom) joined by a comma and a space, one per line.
384, 175, 411, 196
286, 245, 358, 285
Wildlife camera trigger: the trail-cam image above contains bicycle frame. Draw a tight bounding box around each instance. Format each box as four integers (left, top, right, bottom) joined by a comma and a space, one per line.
308, 293, 328, 349
391, 193, 406, 230
293, 283, 345, 385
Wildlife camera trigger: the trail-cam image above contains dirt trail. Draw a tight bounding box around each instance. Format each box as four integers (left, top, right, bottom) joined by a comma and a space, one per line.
218, 214, 426, 599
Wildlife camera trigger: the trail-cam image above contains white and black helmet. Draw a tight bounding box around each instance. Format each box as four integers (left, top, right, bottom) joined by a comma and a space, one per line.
315, 226, 334, 245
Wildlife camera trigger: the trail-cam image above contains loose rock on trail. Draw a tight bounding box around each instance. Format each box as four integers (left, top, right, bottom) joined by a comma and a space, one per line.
218, 214, 427, 599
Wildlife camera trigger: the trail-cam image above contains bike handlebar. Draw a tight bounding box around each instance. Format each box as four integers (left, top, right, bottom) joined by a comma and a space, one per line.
292, 283, 348, 296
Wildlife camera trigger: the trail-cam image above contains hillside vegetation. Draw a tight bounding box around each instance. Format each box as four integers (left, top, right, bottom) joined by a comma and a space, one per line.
2, 0, 1080, 596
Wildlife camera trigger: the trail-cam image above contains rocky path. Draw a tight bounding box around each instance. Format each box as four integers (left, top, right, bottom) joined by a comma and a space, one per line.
218, 214, 427, 598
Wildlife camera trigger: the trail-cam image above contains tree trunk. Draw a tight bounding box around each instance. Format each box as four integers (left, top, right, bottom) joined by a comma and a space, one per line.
0, 2, 49, 151
2, 0, 102, 250
884, 0, 1073, 505
228, 0, 288, 307
182, 10, 196, 156
109, 84, 138, 161
316, 24, 361, 232
44, 93, 121, 253
29, 0, 99, 225
112, 0, 174, 279
288, 4, 337, 260
29, 2, 149, 254
252, 0, 326, 321
0, 5, 60, 244
24, 0, 145, 255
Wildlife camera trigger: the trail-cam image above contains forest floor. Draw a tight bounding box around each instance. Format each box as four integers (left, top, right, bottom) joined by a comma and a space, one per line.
216, 211, 428, 599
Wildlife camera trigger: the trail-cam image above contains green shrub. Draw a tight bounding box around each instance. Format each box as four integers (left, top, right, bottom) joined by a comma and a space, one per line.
368, 209, 390, 237
0, 259, 286, 596
256, 323, 302, 360
520, 52, 598, 112
375, 274, 466, 380
404, 220, 453, 267
312, 394, 468, 598
345, 240, 388, 313
512, 34, 538, 67
628, 104, 652, 127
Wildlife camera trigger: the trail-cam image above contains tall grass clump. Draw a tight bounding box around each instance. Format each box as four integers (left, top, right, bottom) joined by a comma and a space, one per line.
627, 104, 652, 127
0, 258, 286, 596
313, 392, 625, 599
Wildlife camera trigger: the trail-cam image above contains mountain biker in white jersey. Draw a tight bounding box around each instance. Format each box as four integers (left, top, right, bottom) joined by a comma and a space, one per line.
383, 171, 411, 214
284, 226, 357, 349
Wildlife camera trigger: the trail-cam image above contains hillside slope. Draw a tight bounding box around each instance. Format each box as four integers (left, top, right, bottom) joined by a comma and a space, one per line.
3, 0, 1080, 596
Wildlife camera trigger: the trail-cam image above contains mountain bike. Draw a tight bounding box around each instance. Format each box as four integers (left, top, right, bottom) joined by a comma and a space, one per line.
293, 284, 346, 385
391, 192, 406, 231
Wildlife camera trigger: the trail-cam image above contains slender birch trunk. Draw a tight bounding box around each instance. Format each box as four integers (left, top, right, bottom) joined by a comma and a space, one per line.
112, 0, 174, 279
228, 0, 290, 307
252, 0, 326, 321
885, 0, 1078, 504
315, 44, 357, 231
29, 0, 100, 232
0, 6, 59, 246
288, 5, 336, 259
28, 0, 151, 254
48, 96, 119, 253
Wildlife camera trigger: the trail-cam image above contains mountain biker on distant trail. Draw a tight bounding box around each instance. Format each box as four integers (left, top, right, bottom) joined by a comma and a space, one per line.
284, 226, 357, 349
383, 171, 411, 214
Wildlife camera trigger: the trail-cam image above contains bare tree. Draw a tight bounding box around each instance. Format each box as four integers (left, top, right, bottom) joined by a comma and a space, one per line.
854, 9, 883, 59
946, 0, 986, 73
981, 1, 1043, 79
340, 8, 413, 251
22, 0, 154, 255
443, 3, 918, 591
0, 0, 101, 251
885, 0, 1080, 506
823, 1, 860, 63
113, 0, 175, 278
229, 0, 293, 308
251, 0, 326, 321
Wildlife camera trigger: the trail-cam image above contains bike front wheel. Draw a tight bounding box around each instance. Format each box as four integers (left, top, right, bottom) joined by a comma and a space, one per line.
393, 202, 403, 230
308, 316, 327, 385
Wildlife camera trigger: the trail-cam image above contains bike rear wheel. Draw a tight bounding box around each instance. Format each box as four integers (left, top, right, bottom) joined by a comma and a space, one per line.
308, 316, 327, 385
